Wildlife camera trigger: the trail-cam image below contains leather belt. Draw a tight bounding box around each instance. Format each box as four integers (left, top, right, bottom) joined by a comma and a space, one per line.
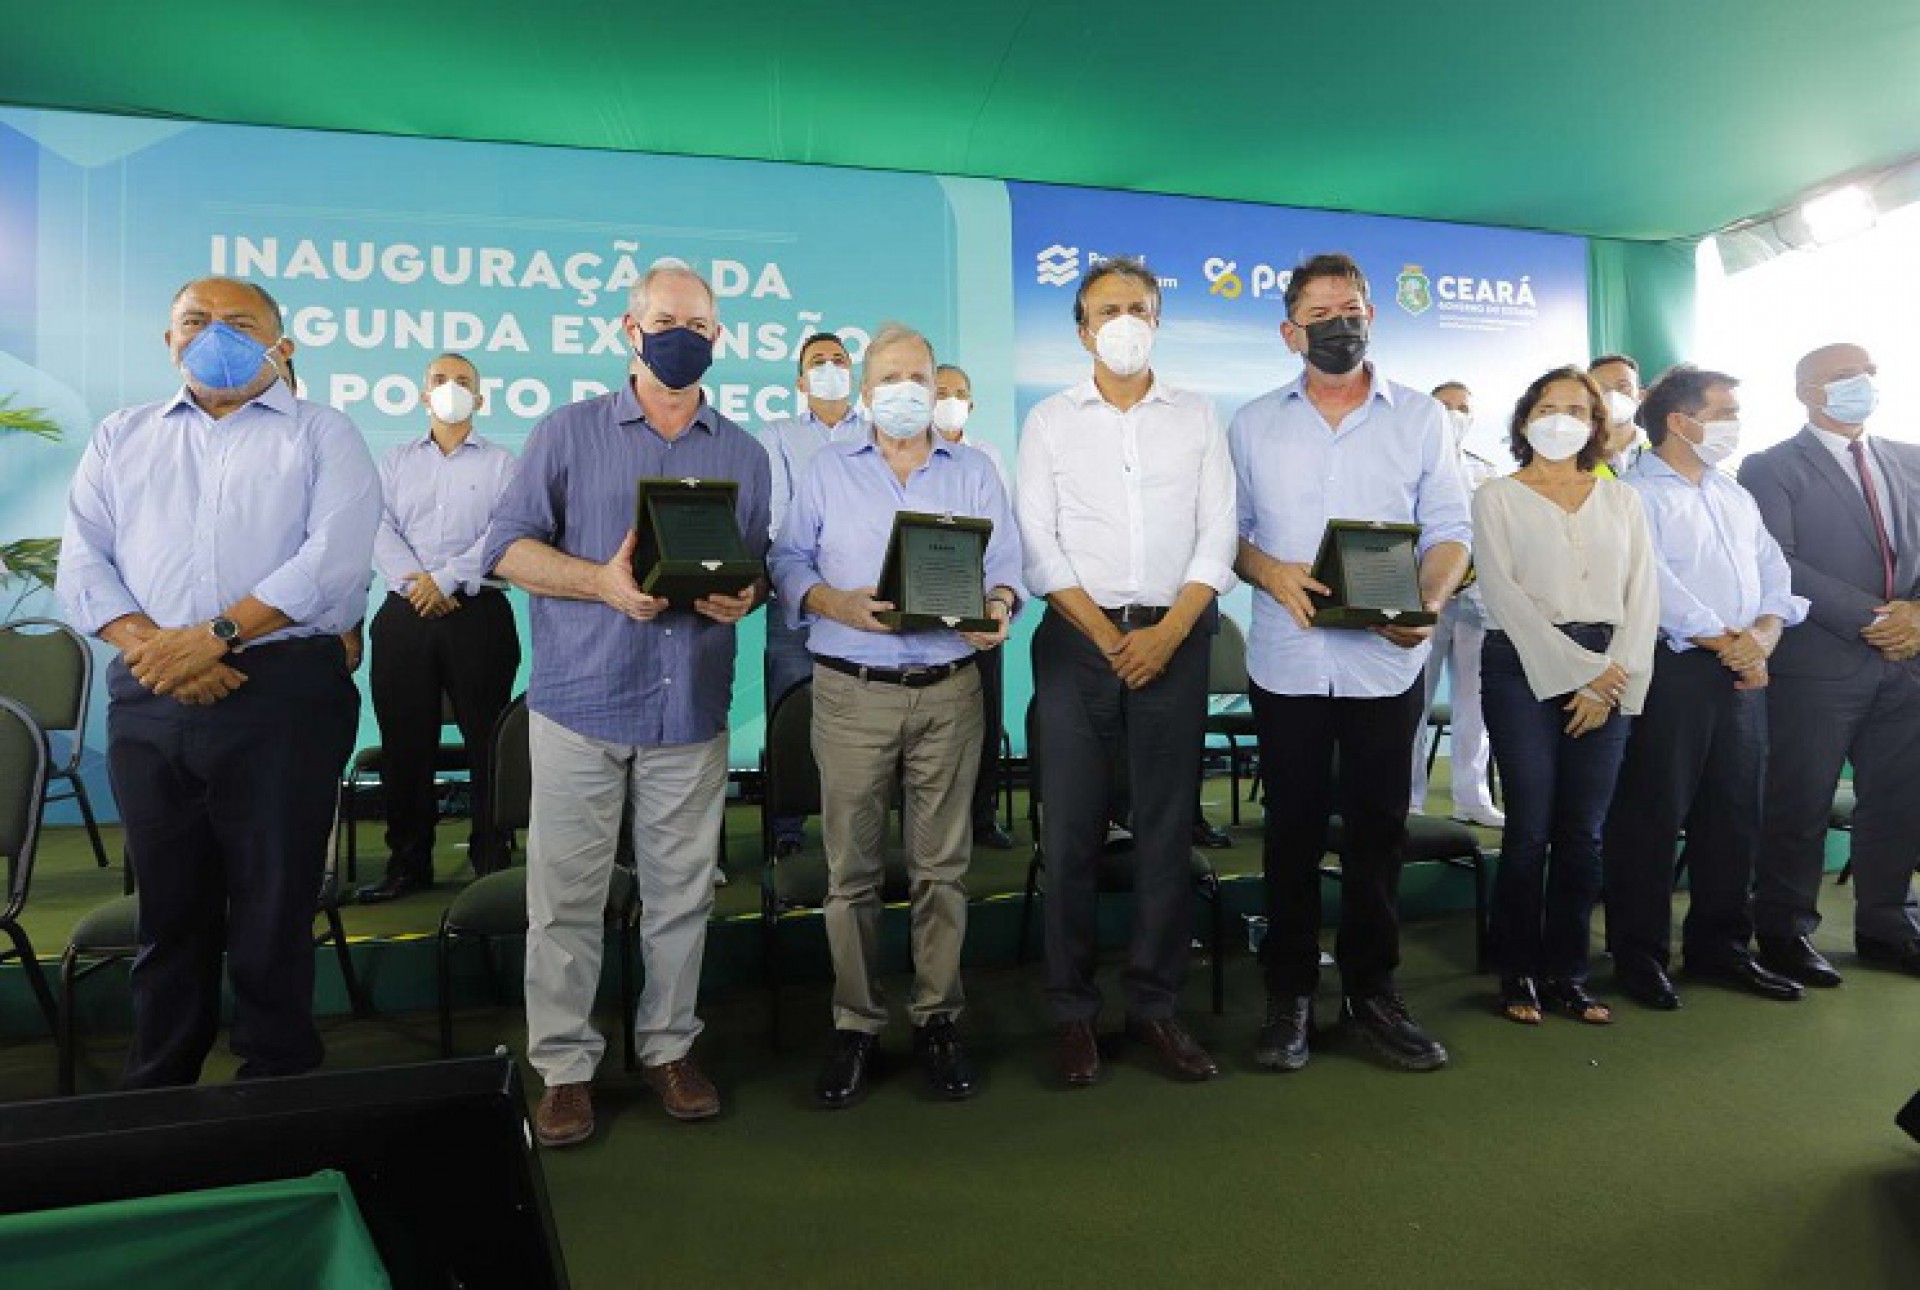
1102, 605, 1171, 626
814, 655, 975, 688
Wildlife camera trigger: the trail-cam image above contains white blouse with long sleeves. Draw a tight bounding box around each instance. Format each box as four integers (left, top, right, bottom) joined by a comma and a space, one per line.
1470, 473, 1661, 713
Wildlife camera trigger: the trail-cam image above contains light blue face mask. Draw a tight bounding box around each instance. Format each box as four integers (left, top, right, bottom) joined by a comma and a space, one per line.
180, 321, 276, 391
1823, 372, 1879, 425
870, 381, 933, 439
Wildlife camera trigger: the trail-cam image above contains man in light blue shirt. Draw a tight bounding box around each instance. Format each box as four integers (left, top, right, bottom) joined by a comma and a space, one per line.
1604, 366, 1809, 1009
769, 323, 1022, 1109
358, 352, 520, 904
57, 276, 379, 1088
1229, 253, 1470, 1075
758, 331, 868, 856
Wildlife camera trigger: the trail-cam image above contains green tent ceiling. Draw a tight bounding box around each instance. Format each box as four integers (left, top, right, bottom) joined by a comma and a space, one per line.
5, 2, 1920, 243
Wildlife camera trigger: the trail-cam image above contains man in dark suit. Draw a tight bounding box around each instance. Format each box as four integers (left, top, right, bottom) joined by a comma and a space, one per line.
1738, 343, 1920, 986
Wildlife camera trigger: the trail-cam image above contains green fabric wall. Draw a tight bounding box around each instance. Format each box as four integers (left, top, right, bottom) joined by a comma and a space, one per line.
1587, 237, 1702, 377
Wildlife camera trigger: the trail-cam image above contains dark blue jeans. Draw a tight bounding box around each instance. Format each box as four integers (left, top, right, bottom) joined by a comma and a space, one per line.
1481, 626, 1633, 982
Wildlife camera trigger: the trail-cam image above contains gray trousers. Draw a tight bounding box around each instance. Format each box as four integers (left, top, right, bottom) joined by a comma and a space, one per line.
1757, 659, 1920, 944
524, 712, 726, 1086
811, 661, 983, 1034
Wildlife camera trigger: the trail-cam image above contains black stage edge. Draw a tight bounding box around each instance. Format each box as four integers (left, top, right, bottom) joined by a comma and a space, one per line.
0, 1054, 567, 1289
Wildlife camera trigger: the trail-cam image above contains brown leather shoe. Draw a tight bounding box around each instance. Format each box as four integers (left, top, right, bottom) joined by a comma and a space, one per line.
642, 1057, 721, 1121
534, 1082, 595, 1147
1125, 1016, 1220, 1082
1056, 1020, 1102, 1088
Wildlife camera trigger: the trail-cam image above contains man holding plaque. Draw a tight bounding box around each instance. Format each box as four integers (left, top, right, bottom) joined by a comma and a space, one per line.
1016, 256, 1239, 1089
759, 332, 869, 858
483, 259, 771, 1147
1229, 252, 1470, 1075
769, 323, 1022, 1109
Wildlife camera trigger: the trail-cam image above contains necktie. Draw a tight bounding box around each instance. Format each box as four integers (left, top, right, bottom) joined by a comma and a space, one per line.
1849, 438, 1897, 601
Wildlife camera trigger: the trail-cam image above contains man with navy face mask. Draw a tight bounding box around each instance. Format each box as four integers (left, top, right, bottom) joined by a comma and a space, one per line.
769, 323, 1023, 1108
1739, 343, 1920, 987
58, 277, 380, 1088
484, 259, 771, 1146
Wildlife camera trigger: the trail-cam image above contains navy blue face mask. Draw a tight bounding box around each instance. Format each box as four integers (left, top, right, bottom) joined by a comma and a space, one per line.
637, 326, 715, 391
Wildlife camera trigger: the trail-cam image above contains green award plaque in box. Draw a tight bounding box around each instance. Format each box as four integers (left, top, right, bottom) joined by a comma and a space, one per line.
631, 477, 763, 605
874, 510, 996, 633
1306, 519, 1435, 629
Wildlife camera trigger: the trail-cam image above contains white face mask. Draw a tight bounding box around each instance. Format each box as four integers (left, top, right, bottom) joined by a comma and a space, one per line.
427, 382, 476, 425
1605, 389, 1638, 426
1526, 412, 1593, 463
1093, 314, 1154, 378
1822, 372, 1878, 425
1445, 408, 1473, 443
870, 381, 933, 440
805, 362, 852, 402
1690, 418, 1742, 468
933, 397, 971, 435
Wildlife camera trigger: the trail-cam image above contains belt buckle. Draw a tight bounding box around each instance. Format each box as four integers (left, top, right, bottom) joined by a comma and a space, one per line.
901, 666, 929, 682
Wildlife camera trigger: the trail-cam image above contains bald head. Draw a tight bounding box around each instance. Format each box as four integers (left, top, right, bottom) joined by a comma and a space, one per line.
1795, 343, 1874, 390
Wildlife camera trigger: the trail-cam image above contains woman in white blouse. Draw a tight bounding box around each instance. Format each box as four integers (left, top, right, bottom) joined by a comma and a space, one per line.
1473, 366, 1659, 1026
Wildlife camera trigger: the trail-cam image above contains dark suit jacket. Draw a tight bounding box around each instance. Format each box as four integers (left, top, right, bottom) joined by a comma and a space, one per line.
1739, 427, 1920, 680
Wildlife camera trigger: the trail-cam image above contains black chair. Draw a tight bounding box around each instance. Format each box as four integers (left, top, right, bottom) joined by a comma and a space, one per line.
1015, 697, 1226, 1015
340, 691, 471, 883
56, 785, 371, 1096
436, 696, 638, 1069
1423, 698, 1500, 809
0, 619, 109, 873
0, 697, 60, 1045
757, 681, 910, 1046
1202, 614, 1257, 826
1319, 793, 1489, 972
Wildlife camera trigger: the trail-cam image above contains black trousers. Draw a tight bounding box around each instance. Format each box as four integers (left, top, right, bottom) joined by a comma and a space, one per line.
1033, 609, 1210, 1023
1252, 678, 1424, 998
106, 637, 358, 1088
369, 589, 520, 880
1602, 647, 1766, 972
972, 643, 1005, 826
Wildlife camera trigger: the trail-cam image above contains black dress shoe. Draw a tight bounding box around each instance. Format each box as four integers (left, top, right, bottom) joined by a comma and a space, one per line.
355, 873, 429, 905
973, 820, 1016, 851
1056, 1021, 1101, 1088
913, 1017, 978, 1100
1683, 957, 1804, 1001
1616, 962, 1682, 1011
1124, 1016, 1220, 1081
1192, 819, 1233, 849
1855, 937, 1920, 978
814, 1030, 877, 1109
774, 836, 804, 860
1757, 935, 1844, 988
1343, 993, 1448, 1071
1254, 995, 1313, 1072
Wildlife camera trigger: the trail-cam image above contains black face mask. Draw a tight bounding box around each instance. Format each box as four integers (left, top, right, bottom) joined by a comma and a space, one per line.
1301, 315, 1369, 375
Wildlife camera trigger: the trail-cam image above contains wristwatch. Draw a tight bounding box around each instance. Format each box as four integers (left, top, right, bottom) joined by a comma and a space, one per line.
209, 617, 241, 652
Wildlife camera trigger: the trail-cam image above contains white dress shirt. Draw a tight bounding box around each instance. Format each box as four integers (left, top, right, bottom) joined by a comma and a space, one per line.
1624, 451, 1808, 652
1470, 475, 1661, 713
373, 430, 517, 597
1015, 377, 1238, 607
1228, 368, 1472, 698
1808, 422, 1893, 510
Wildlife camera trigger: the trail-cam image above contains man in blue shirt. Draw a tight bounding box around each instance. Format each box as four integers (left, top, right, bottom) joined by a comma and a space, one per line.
769, 323, 1023, 1108
483, 261, 771, 1147
358, 353, 519, 903
1605, 367, 1809, 1009
58, 276, 380, 1088
1230, 253, 1471, 1074
758, 332, 867, 857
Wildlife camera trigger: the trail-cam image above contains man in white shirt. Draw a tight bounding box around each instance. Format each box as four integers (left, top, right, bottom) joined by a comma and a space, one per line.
759, 332, 868, 857
1410, 380, 1502, 827
1016, 256, 1238, 1088
1606, 366, 1809, 1009
1230, 253, 1470, 1074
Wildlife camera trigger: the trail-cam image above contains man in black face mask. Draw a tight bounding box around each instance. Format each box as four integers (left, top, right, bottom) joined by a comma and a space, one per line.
1229, 253, 1472, 1075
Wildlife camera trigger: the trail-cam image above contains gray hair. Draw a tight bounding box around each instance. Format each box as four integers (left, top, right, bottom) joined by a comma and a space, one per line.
628, 258, 717, 319
862, 322, 937, 380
